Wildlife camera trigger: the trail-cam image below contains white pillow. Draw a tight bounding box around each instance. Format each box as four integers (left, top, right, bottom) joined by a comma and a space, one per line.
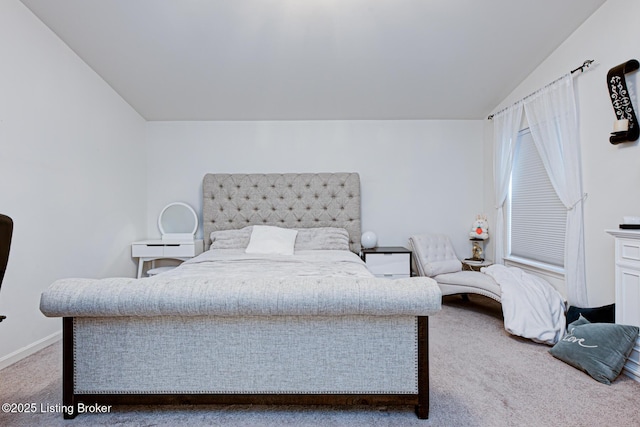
245, 225, 298, 255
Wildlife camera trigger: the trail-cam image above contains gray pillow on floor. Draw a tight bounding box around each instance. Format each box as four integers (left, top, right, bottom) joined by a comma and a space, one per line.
549, 315, 639, 384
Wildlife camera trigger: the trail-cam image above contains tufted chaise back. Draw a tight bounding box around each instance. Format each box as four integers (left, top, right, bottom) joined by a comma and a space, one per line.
409, 233, 462, 277
203, 173, 361, 253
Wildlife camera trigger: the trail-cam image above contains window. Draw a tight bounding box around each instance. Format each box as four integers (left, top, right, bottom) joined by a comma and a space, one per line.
507, 129, 566, 268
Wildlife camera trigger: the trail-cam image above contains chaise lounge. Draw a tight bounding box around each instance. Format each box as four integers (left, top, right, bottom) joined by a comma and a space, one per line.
409, 233, 501, 302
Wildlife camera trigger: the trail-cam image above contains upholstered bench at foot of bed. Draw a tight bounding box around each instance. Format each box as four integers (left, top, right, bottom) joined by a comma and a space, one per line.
40, 276, 441, 318
41, 276, 441, 419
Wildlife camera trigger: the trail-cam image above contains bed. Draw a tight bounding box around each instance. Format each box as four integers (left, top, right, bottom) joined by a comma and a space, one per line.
40, 172, 442, 419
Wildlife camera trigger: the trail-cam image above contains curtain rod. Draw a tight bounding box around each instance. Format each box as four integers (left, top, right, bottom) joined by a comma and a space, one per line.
487, 59, 594, 120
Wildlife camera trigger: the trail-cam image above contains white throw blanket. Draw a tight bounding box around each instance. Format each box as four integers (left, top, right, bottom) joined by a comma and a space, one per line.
482, 264, 566, 345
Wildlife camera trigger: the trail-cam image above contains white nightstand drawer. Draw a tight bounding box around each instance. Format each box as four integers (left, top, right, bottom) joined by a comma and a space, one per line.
164, 243, 195, 257
131, 240, 203, 259
132, 243, 164, 258
132, 240, 204, 278
365, 253, 411, 275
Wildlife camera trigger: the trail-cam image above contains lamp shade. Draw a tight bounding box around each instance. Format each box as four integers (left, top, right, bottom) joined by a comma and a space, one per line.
361, 231, 377, 249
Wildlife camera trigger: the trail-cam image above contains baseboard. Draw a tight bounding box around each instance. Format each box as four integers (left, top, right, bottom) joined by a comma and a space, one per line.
622, 366, 640, 382
622, 343, 640, 383
0, 331, 62, 371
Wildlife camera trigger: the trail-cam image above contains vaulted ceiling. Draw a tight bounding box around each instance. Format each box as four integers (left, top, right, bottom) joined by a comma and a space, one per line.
21, 0, 607, 120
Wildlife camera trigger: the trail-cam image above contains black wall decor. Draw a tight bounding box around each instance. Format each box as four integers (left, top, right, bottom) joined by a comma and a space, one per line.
607, 59, 639, 144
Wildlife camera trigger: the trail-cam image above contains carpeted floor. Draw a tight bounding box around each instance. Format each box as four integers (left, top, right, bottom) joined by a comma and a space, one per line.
1, 295, 638, 426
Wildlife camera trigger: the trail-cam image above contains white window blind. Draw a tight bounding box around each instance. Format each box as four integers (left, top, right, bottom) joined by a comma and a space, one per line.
508, 129, 566, 267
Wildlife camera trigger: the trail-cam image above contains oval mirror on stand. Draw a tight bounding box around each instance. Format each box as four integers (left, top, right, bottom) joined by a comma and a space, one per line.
158, 202, 198, 241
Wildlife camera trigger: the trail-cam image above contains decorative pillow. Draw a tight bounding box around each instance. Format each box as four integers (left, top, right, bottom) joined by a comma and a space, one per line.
245, 225, 298, 255
211, 226, 350, 251
210, 226, 252, 249
549, 315, 639, 384
294, 227, 350, 251
566, 304, 615, 325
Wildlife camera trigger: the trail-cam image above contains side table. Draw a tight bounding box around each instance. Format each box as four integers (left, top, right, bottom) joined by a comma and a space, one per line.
462, 259, 492, 272
361, 246, 412, 279
132, 239, 204, 278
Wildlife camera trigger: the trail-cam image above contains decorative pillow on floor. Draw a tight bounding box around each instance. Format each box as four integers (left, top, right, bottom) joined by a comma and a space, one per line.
549, 315, 639, 384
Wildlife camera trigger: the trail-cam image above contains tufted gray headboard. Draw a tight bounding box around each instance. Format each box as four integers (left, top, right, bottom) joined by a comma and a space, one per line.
203, 173, 362, 253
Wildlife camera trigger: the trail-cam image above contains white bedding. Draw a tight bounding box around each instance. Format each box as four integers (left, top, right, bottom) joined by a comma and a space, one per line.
482, 264, 566, 345
159, 249, 374, 280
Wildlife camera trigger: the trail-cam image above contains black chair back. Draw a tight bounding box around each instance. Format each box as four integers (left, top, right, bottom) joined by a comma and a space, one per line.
0, 214, 13, 322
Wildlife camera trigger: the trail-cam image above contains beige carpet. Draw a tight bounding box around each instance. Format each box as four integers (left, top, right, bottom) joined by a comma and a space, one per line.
1, 295, 638, 426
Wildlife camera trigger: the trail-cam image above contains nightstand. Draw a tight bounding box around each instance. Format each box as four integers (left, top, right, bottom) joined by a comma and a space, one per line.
132, 239, 204, 278
361, 246, 412, 279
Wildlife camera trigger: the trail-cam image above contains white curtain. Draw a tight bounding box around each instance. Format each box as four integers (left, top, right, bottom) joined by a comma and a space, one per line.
492, 102, 523, 265
523, 74, 588, 307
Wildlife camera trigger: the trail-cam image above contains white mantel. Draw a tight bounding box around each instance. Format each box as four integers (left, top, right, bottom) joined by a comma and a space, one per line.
606, 229, 640, 382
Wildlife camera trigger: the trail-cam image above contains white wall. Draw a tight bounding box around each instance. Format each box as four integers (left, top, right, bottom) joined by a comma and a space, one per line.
0, 0, 147, 367
146, 120, 485, 257
484, 0, 639, 306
